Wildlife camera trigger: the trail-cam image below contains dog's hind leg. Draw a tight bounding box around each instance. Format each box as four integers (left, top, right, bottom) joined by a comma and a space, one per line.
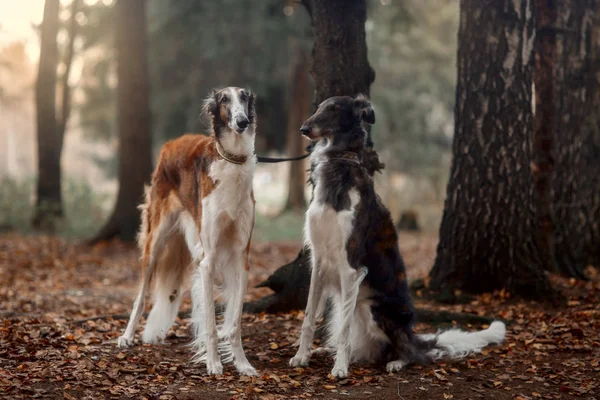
142, 233, 189, 344
117, 215, 175, 348
331, 266, 368, 378
289, 251, 326, 367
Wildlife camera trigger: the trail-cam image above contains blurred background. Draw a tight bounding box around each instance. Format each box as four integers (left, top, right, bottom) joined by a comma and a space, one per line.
0, 0, 457, 241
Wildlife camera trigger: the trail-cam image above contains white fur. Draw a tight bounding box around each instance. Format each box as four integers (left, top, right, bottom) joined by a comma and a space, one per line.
189, 126, 257, 376
423, 321, 506, 360
290, 142, 364, 378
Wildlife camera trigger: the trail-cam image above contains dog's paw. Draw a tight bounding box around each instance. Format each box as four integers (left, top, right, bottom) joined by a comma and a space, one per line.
206, 361, 224, 375
236, 362, 258, 376
117, 335, 133, 348
331, 365, 349, 379
386, 360, 407, 373
289, 353, 310, 367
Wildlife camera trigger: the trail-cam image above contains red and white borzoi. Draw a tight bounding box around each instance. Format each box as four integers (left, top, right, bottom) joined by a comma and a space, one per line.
117, 87, 258, 376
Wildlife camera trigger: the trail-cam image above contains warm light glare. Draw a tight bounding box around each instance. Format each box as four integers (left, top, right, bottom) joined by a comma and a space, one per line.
0, 0, 44, 62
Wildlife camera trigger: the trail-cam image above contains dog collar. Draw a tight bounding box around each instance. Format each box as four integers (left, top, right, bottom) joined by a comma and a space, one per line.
215, 138, 248, 165
328, 151, 361, 164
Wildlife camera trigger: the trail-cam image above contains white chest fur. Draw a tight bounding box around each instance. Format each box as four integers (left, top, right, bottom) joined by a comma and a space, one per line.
201, 158, 255, 252
305, 175, 360, 273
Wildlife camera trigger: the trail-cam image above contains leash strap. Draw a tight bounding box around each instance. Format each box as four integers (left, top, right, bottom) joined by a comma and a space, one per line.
256, 153, 310, 163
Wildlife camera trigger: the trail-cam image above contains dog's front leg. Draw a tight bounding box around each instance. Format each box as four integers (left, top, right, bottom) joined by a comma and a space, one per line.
197, 256, 222, 375
227, 257, 257, 376
331, 266, 368, 378
290, 255, 325, 367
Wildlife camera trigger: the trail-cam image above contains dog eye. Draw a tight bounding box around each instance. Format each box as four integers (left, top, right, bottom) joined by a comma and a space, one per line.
221, 96, 229, 104
240, 93, 248, 101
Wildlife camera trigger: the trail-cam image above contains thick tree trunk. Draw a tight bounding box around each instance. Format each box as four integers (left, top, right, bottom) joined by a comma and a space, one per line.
245, 0, 378, 314
89, 0, 153, 243
33, 0, 62, 231
532, 0, 558, 273
429, 0, 556, 300
283, 45, 309, 212
553, 0, 600, 276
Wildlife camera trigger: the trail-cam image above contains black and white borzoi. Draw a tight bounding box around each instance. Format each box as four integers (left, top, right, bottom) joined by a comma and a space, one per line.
117, 87, 258, 376
289, 95, 506, 378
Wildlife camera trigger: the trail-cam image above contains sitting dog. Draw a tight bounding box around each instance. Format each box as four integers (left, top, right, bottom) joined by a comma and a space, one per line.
117, 87, 258, 376
289, 95, 506, 378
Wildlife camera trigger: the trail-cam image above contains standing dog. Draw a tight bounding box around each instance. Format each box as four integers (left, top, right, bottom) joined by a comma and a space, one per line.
117, 87, 258, 376
290, 95, 505, 378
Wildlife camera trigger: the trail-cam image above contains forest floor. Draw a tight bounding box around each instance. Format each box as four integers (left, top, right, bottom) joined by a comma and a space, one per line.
0, 233, 598, 400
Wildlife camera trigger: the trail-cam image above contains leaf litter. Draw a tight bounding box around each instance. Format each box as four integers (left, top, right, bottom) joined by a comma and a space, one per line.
0, 233, 598, 399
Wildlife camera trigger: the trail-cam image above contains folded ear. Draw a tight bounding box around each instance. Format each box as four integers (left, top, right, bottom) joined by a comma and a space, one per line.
202, 89, 219, 125
354, 94, 375, 125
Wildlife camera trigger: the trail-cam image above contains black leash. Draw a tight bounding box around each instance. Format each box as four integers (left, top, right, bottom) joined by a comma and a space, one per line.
256, 153, 310, 163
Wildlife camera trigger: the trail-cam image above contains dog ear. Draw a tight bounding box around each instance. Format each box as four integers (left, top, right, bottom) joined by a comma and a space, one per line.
202, 89, 219, 126
247, 90, 256, 123
354, 94, 375, 125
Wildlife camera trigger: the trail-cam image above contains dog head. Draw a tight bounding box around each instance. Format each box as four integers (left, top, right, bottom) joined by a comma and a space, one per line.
300, 94, 375, 141
203, 87, 256, 135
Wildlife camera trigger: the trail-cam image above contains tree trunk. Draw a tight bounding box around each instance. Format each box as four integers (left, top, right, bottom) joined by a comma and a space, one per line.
429, 0, 556, 300
532, 0, 558, 273
553, 0, 600, 276
245, 0, 378, 314
89, 0, 153, 243
33, 0, 61, 231
283, 45, 309, 212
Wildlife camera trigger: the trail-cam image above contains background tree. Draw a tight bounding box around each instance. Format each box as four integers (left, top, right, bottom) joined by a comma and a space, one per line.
32, 0, 82, 230
90, 0, 153, 243
553, 0, 600, 277
246, 0, 379, 313
33, 0, 61, 230
283, 43, 310, 212
428, 0, 556, 300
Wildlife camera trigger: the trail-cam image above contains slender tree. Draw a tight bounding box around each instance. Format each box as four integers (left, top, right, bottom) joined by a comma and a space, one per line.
246, 0, 380, 313
90, 0, 153, 243
33, 0, 81, 230
553, 0, 600, 277
33, 0, 61, 230
429, 0, 556, 299
284, 45, 310, 212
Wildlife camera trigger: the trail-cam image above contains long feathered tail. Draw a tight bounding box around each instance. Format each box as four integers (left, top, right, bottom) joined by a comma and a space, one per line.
419, 321, 506, 360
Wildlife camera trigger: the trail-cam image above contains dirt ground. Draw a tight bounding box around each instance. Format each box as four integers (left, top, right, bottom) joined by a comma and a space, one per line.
0, 233, 598, 399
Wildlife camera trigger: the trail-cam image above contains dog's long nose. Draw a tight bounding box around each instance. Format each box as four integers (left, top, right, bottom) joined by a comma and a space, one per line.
237, 118, 250, 131
300, 126, 311, 135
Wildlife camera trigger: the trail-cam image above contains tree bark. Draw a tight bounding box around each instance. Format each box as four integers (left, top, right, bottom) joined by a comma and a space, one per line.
553, 0, 600, 276
245, 0, 378, 314
283, 45, 309, 212
532, 0, 558, 273
33, 0, 62, 231
89, 0, 153, 243
429, 0, 556, 300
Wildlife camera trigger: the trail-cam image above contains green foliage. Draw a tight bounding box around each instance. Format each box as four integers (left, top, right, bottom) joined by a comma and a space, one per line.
253, 210, 304, 243
147, 0, 311, 148
0, 177, 109, 239
368, 0, 458, 174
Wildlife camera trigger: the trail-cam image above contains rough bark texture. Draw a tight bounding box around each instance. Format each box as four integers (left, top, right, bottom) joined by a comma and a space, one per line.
33, 0, 62, 231
89, 0, 153, 243
283, 46, 309, 212
429, 0, 556, 299
553, 0, 600, 276
245, 0, 378, 314
533, 0, 558, 273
